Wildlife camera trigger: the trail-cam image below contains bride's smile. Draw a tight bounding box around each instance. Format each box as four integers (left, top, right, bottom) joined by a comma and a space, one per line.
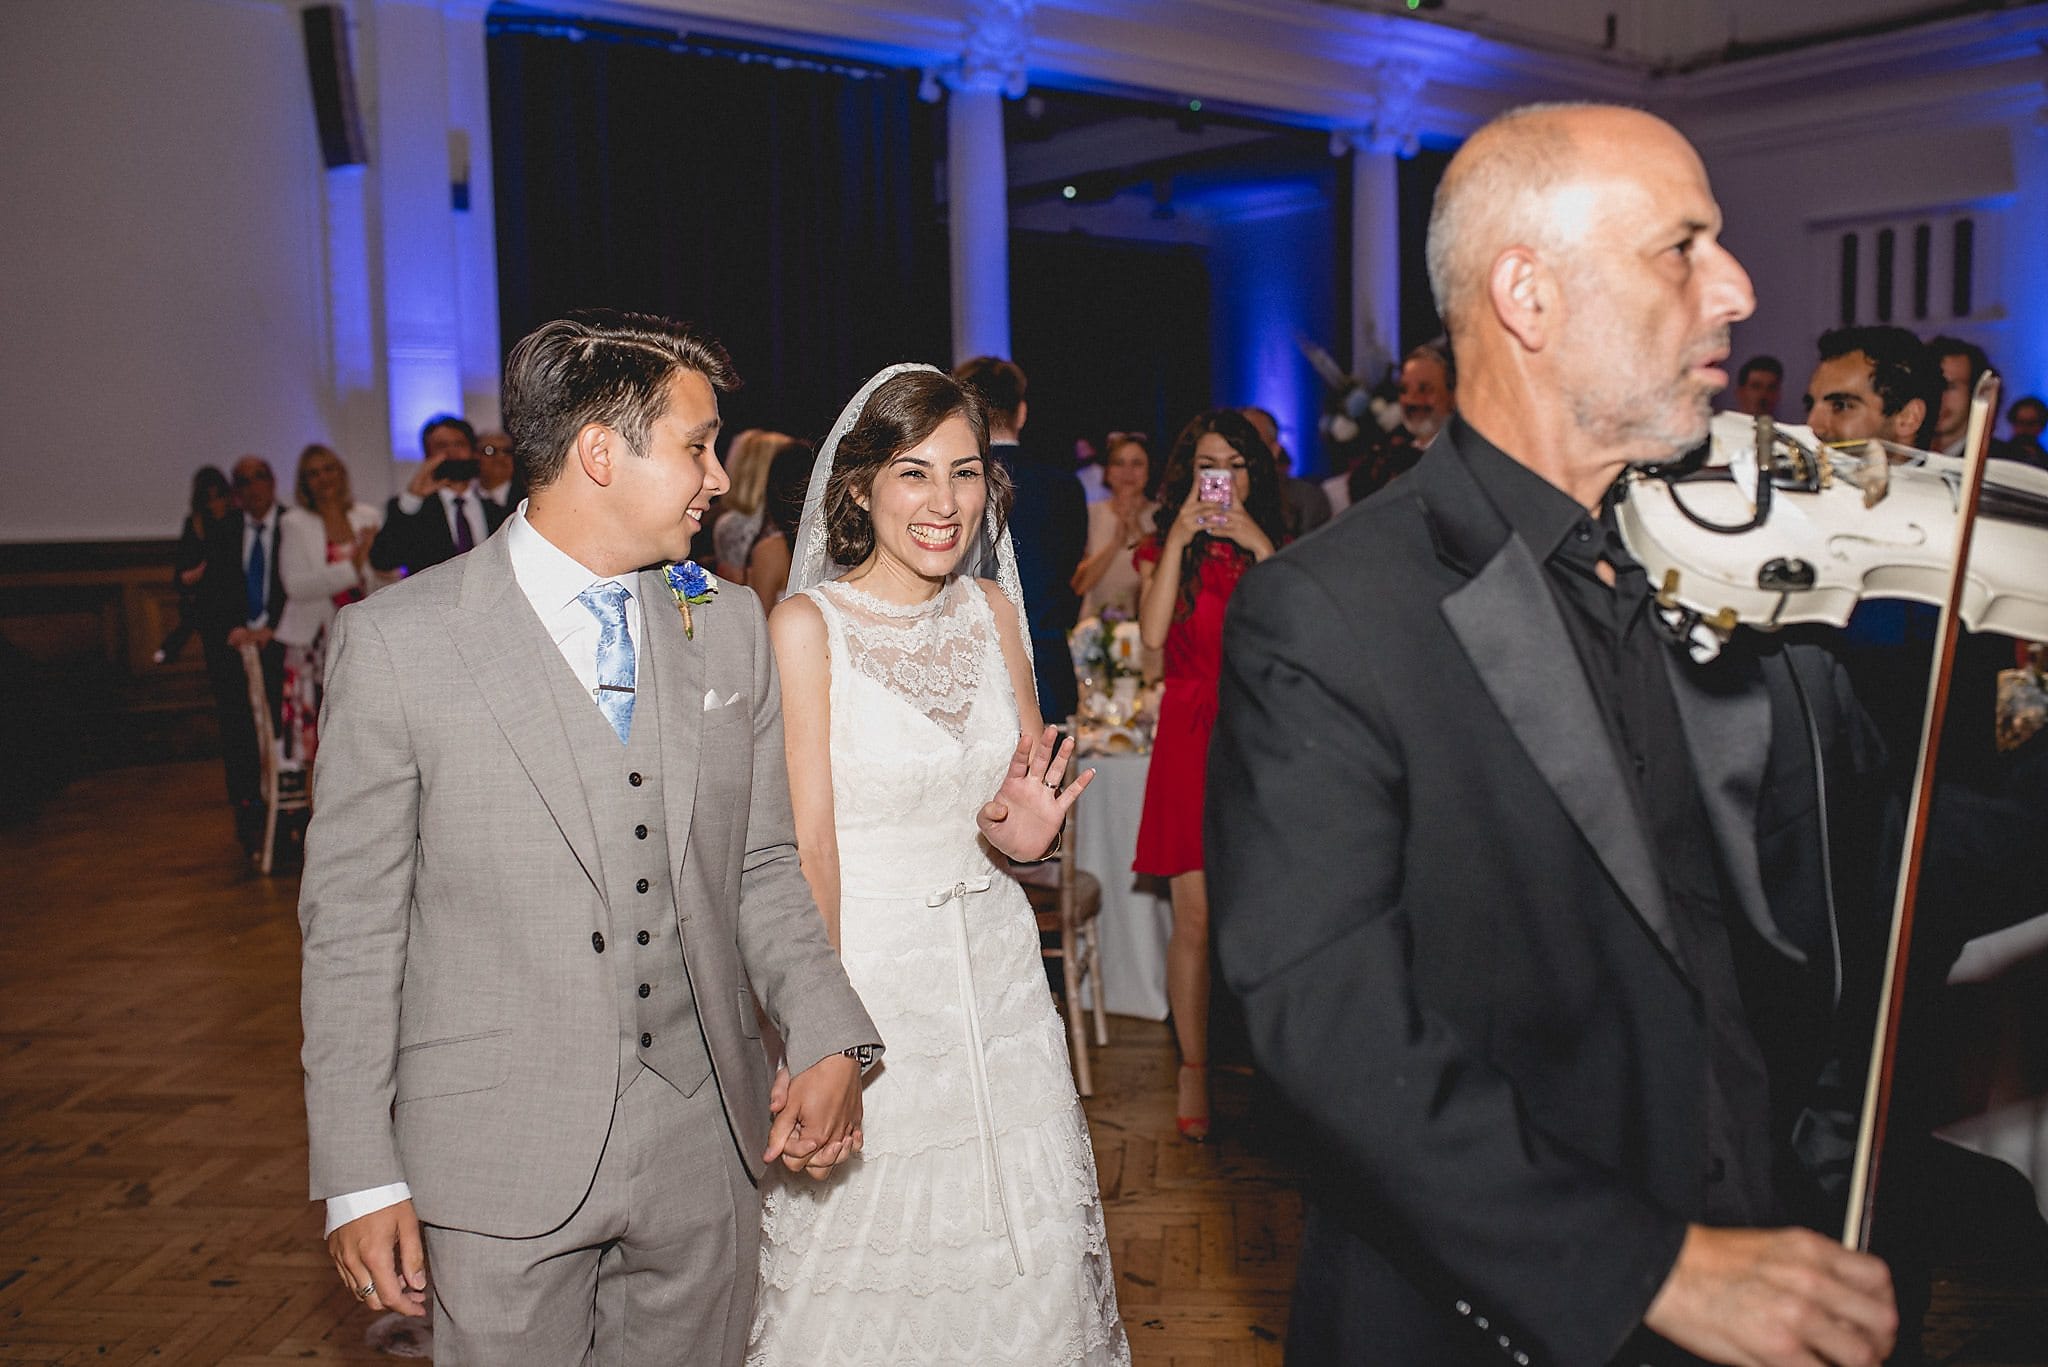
855, 412, 988, 595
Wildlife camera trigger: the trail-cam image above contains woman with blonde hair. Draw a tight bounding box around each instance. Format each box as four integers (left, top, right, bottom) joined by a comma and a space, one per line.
712, 428, 791, 582
278, 444, 380, 762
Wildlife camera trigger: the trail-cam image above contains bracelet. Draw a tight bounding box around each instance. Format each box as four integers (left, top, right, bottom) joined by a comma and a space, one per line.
1016, 829, 1064, 864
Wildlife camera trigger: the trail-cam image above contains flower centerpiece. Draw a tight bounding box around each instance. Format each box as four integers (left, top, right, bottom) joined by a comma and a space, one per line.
1069, 607, 1147, 729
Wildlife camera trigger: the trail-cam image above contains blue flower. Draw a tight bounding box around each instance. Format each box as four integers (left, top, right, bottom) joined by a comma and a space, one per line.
663, 560, 716, 639
666, 560, 715, 602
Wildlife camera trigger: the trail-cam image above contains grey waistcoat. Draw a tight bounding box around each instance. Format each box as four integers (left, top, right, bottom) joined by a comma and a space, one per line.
542, 620, 714, 1099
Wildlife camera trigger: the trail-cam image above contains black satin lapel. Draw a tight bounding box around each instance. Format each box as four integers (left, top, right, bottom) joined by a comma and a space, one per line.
1662, 649, 1803, 961
640, 569, 705, 877
1441, 536, 1688, 975
447, 546, 607, 900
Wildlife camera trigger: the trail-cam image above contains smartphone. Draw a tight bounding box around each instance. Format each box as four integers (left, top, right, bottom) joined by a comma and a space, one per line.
1196, 468, 1233, 510
435, 457, 481, 483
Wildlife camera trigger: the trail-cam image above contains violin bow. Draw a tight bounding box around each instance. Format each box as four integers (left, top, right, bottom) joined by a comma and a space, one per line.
1841, 369, 2002, 1251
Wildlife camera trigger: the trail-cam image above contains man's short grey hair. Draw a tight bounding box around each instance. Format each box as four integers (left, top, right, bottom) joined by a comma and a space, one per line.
1424, 101, 1611, 337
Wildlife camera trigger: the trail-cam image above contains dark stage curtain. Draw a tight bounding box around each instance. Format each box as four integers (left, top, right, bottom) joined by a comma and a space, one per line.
487, 16, 950, 440
1010, 232, 1212, 476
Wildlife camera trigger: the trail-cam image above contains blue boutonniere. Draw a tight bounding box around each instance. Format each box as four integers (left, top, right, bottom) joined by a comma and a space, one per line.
664, 560, 716, 640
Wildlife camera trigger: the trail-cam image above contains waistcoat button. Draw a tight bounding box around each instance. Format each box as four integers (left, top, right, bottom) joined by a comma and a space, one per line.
591, 932, 605, 953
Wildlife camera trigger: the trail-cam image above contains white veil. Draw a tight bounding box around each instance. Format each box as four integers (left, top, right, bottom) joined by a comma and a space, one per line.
787, 362, 1034, 665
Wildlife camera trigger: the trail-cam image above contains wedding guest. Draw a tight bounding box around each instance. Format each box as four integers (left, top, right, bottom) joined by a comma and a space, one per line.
710, 428, 788, 583
1348, 341, 1456, 506
745, 439, 812, 613
155, 466, 232, 665
278, 444, 380, 765
368, 415, 510, 576
954, 356, 1087, 720
2007, 395, 2048, 467
475, 429, 522, 514
1133, 409, 1284, 1141
195, 455, 287, 854
1071, 432, 1157, 621
1727, 355, 1784, 418
1242, 406, 1330, 538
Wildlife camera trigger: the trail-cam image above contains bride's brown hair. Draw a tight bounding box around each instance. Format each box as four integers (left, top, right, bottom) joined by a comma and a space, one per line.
823, 370, 1013, 565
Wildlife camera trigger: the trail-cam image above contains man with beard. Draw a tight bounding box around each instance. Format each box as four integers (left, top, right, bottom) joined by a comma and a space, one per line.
1338, 341, 1458, 509
1208, 104, 1897, 1366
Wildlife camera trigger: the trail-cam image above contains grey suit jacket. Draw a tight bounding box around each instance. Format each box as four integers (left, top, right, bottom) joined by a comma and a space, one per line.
300, 527, 877, 1237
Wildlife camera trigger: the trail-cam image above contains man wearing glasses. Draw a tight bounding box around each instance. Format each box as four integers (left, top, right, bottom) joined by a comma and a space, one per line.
197, 455, 287, 855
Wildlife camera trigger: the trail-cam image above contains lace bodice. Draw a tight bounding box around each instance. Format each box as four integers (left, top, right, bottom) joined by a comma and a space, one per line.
810, 577, 987, 738
801, 577, 1019, 892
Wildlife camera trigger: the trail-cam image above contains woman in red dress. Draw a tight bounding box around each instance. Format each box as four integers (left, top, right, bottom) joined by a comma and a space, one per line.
1133, 409, 1284, 1140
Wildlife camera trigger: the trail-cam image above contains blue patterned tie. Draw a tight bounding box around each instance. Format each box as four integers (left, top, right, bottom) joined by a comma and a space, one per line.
578, 582, 636, 744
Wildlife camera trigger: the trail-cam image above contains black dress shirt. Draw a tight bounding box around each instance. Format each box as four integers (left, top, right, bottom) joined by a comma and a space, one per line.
1460, 424, 1778, 1225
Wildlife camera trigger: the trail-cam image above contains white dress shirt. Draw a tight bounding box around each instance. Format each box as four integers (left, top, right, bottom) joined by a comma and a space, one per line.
323, 503, 641, 1235
395, 484, 490, 550
240, 505, 282, 628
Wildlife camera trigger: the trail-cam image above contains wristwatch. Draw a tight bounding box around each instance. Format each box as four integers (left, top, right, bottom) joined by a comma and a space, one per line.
840, 1043, 880, 1075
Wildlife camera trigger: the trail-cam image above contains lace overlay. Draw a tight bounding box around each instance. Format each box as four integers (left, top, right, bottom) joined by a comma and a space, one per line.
749, 577, 1129, 1367
809, 578, 985, 739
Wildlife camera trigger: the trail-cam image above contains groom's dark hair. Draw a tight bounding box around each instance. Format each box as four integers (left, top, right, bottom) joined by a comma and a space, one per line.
504, 310, 740, 491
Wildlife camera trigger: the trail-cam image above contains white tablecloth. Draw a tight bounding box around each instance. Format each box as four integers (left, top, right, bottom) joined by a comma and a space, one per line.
1072, 751, 1173, 1020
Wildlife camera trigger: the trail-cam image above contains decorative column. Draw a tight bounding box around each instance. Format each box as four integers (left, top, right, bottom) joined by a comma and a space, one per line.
355, 0, 501, 465
441, 0, 503, 432
2007, 93, 2048, 403
1332, 63, 1427, 379
941, 0, 1032, 364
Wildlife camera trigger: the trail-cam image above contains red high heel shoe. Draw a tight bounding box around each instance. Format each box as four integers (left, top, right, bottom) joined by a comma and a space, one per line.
1176, 1063, 1210, 1143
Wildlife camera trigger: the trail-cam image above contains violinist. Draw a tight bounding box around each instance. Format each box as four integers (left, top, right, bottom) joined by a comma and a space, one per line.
1208, 102, 1897, 1367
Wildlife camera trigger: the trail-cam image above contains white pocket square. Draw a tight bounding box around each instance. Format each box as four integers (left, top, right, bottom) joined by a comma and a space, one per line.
703, 688, 742, 711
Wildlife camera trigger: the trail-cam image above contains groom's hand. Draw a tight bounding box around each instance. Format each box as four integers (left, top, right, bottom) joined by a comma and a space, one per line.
766, 1053, 864, 1179
328, 1199, 430, 1319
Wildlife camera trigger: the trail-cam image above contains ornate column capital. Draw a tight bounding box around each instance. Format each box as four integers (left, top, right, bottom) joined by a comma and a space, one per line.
1328, 60, 1430, 158
938, 0, 1033, 100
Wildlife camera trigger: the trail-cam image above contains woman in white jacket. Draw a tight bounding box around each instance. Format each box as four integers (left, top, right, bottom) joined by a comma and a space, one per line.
278, 444, 380, 764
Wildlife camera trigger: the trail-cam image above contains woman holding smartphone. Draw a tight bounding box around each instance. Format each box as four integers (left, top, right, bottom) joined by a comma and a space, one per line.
1132, 409, 1285, 1141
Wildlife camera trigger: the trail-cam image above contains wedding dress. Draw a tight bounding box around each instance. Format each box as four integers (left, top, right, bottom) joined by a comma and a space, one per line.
748, 574, 1129, 1367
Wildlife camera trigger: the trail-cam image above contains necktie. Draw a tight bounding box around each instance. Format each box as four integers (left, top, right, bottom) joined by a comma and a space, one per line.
245, 520, 267, 622
578, 583, 636, 744
452, 495, 476, 553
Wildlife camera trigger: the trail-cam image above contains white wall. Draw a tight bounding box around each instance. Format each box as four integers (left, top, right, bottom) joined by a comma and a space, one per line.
0, 0, 351, 542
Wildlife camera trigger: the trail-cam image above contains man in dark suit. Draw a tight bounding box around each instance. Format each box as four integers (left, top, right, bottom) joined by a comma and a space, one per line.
369, 415, 512, 577
196, 454, 287, 853
1207, 105, 1898, 1367
952, 356, 1086, 720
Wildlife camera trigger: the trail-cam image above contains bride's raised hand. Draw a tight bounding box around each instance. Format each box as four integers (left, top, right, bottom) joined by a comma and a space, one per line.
978, 726, 1095, 862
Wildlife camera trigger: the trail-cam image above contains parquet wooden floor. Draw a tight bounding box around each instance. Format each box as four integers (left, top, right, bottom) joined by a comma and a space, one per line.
2, 762, 2041, 1364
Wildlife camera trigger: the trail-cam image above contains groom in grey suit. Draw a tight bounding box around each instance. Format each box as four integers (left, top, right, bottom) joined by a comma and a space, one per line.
300, 311, 880, 1364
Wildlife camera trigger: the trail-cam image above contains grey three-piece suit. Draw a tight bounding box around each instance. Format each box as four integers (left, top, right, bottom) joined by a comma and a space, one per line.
300, 527, 877, 1363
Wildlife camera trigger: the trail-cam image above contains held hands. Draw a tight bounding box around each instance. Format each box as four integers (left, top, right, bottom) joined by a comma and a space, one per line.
1643, 1225, 1897, 1367
227, 625, 275, 649
328, 1199, 429, 1319
978, 727, 1095, 862
764, 1053, 865, 1180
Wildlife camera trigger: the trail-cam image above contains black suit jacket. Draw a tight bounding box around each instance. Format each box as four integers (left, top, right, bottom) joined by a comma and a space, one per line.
369, 489, 510, 577
1206, 425, 1886, 1367
991, 441, 1087, 718
195, 507, 286, 641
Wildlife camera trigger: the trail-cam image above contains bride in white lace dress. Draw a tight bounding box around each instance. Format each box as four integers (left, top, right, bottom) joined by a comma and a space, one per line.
748, 365, 1129, 1366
